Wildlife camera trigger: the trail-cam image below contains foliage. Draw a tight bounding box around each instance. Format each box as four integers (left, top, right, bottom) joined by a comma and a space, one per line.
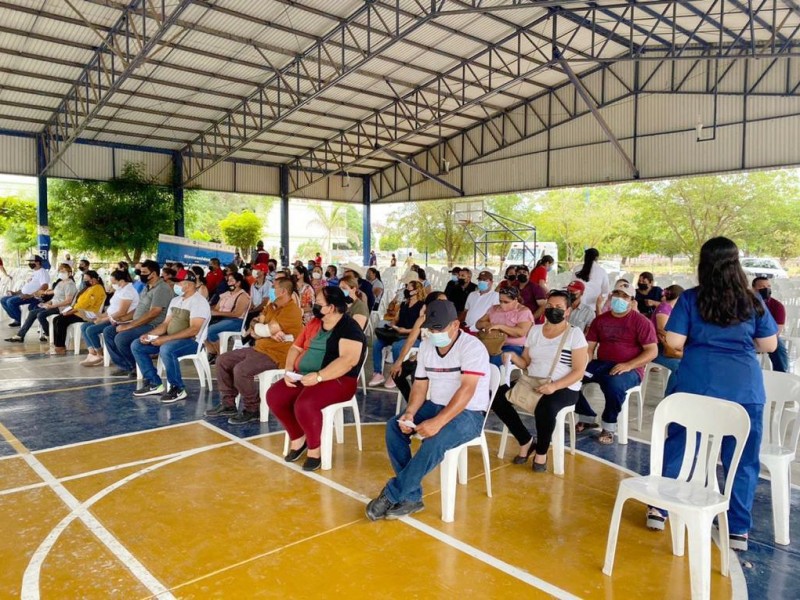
184, 190, 276, 241
49, 162, 175, 263
309, 203, 362, 255
296, 239, 323, 260
219, 210, 263, 256
0, 196, 37, 257
389, 199, 472, 267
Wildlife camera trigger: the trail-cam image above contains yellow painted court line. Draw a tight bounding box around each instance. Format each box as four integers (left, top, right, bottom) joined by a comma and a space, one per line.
0, 420, 28, 454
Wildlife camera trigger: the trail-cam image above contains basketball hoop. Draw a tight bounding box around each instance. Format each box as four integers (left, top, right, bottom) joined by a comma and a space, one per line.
454, 200, 484, 226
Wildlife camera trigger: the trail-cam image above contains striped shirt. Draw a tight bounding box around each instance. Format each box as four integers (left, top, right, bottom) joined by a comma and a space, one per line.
524, 325, 588, 392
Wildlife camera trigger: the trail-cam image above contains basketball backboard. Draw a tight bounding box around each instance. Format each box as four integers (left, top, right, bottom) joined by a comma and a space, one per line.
454, 200, 484, 225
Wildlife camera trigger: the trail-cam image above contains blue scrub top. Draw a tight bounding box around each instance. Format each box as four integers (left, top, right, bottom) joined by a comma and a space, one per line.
666, 287, 778, 405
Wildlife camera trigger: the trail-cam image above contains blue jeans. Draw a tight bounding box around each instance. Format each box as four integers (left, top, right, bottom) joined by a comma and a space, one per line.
1, 295, 40, 323
384, 400, 484, 504
575, 360, 641, 431
659, 403, 763, 535
489, 344, 525, 367
769, 337, 789, 373
206, 318, 243, 343
18, 306, 59, 339
652, 353, 681, 396
82, 321, 108, 351
372, 336, 411, 374
131, 337, 198, 390
104, 324, 154, 371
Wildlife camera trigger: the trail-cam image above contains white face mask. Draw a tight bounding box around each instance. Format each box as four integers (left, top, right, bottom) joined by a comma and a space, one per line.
58, 272, 69, 281
312, 272, 322, 280
111, 283, 120, 291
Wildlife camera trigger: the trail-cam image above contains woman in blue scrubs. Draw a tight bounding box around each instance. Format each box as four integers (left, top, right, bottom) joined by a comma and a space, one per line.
648, 237, 778, 552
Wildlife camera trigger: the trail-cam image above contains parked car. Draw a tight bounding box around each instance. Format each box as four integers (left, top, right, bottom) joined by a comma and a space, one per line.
741, 257, 788, 280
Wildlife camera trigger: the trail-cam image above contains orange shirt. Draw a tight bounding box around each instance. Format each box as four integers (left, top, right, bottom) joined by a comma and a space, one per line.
254, 300, 303, 366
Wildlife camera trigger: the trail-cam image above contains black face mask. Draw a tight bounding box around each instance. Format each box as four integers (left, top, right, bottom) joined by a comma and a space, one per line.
312, 303, 325, 319
544, 307, 566, 324
506, 275, 516, 282
134, 269, 141, 276
79, 266, 87, 272
516, 275, 528, 284
458, 278, 467, 285
758, 288, 772, 301
403, 289, 412, 300
637, 283, 649, 291
28, 262, 36, 269
140, 272, 151, 282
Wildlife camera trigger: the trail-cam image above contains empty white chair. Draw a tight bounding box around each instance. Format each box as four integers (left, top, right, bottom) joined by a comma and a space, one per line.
440, 364, 501, 523
602, 393, 751, 600
760, 371, 800, 546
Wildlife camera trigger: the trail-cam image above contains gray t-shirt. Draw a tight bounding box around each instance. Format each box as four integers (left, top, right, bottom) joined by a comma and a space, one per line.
133, 279, 175, 326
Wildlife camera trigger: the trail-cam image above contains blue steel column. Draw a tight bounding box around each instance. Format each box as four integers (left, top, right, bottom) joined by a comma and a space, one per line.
172, 151, 185, 237
280, 165, 290, 267
362, 175, 371, 266
35, 136, 50, 265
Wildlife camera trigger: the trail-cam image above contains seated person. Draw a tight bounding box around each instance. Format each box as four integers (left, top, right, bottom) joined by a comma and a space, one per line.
310, 265, 326, 293
205, 272, 251, 359
339, 273, 370, 329
754, 276, 789, 372
206, 278, 304, 424
492, 290, 588, 469
266, 287, 366, 472
344, 267, 375, 310
368, 280, 425, 388
635, 271, 663, 318
205, 258, 224, 296
366, 300, 490, 520
415, 268, 432, 296
132, 263, 146, 294
191, 266, 209, 299
5, 263, 76, 343
325, 265, 339, 286
496, 265, 518, 291
574, 280, 658, 444
390, 291, 448, 405
531, 256, 554, 294
1, 254, 50, 326
104, 260, 174, 377
248, 264, 271, 318
131, 272, 210, 402
516, 265, 544, 323
566, 280, 596, 332
445, 268, 476, 314
293, 265, 315, 324
461, 270, 499, 332
650, 284, 684, 394
80, 270, 139, 366
475, 286, 534, 367
366, 268, 384, 310
50, 270, 106, 355
161, 266, 177, 284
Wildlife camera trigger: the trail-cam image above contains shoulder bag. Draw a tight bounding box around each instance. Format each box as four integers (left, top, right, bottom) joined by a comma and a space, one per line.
506, 326, 572, 414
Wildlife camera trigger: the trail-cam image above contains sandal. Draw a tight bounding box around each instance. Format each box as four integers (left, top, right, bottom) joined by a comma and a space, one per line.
575, 422, 599, 434
597, 430, 615, 445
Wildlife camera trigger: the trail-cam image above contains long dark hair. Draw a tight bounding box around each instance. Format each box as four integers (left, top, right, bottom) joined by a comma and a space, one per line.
576, 248, 599, 282
696, 237, 764, 325
534, 254, 554, 269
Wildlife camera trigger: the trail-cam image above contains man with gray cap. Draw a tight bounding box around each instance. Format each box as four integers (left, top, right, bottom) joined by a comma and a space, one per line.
366, 300, 490, 521
574, 280, 657, 445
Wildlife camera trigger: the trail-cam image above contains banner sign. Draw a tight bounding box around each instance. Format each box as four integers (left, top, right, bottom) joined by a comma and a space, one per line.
156, 234, 236, 267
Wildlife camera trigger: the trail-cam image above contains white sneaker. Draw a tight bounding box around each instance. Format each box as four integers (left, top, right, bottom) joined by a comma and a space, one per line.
368, 374, 385, 386
384, 378, 397, 389
81, 355, 103, 366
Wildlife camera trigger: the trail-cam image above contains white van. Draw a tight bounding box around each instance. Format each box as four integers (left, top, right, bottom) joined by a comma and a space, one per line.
503, 242, 559, 273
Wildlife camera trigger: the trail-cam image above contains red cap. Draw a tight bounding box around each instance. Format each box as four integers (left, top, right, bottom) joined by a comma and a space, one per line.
567, 280, 586, 293
253, 263, 269, 273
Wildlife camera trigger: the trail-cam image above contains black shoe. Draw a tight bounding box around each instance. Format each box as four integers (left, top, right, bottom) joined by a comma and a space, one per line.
532, 459, 547, 473
160, 387, 187, 403
512, 439, 537, 464
366, 489, 395, 521
208, 354, 217, 365
4, 336, 23, 343
204, 404, 237, 417
302, 456, 321, 471
39, 335, 48, 342
227, 410, 259, 425
284, 442, 308, 463
132, 383, 165, 397
385, 500, 425, 520
111, 368, 135, 378
8, 321, 20, 327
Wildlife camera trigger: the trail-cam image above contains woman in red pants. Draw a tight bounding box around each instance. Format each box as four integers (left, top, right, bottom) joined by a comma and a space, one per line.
267, 286, 366, 471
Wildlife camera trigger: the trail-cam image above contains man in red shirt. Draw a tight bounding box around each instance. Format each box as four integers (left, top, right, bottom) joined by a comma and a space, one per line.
314, 252, 323, 267
574, 280, 658, 444
753, 277, 789, 372
205, 258, 224, 296
253, 240, 270, 265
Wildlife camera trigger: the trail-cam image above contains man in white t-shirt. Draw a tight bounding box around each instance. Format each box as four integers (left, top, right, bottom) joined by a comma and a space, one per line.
367, 300, 490, 520
1, 255, 51, 326
461, 270, 499, 331
131, 271, 211, 403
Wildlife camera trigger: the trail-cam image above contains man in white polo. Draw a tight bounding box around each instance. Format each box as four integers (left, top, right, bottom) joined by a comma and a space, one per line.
1, 254, 50, 327
460, 270, 499, 331
367, 300, 490, 520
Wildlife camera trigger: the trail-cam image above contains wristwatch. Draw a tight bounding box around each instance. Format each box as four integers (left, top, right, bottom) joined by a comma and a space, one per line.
316, 373, 323, 383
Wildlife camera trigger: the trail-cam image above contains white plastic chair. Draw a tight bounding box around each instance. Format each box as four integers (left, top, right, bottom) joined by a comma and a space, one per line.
219, 299, 251, 355
154, 318, 213, 390
621, 362, 671, 435
602, 393, 751, 600
257, 369, 286, 422
760, 371, 800, 546
440, 364, 501, 523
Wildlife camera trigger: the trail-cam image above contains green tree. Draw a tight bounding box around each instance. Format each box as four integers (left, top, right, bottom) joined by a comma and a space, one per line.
309, 203, 346, 257
49, 162, 175, 263
219, 211, 263, 256
390, 199, 471, 267
296, 239, 323, 259
184, 190, 276, 241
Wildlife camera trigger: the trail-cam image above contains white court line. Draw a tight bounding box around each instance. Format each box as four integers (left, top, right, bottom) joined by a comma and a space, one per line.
199, 421, 579, 599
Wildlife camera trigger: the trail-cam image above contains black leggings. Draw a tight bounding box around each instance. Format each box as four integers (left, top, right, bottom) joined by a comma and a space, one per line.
492, 385, 579, 455
391, 359, 417, 403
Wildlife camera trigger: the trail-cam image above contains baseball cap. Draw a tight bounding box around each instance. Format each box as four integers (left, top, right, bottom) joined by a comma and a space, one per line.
422, 300, 458, 330
567, 280, 585, 293
400, 271, 420, 284
178, 271, 198, 283
612, 280, 635, 298
253, 263, 269, 273
28, 255, 43, 263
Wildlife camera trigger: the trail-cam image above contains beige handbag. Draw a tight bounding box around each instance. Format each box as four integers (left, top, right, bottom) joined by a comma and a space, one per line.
506, 327, 571, 414
477, 329, 507, 356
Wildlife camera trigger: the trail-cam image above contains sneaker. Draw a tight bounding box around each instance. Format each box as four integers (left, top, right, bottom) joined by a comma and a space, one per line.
385, 500, 425, 520
7, 321, 20, 327
111, 368, 136, 378
160, 387, 187, 403
368, 374, 385, 386
132, 383, 165, 397
204, 404, 237, 417
228, 410, 259, 425
729, 533, 748, 552
81, 355, 103, 366
4, 336, 23, 343
366, 489, 395, 521
646, 507, 667, 531
384, 378, 397, 390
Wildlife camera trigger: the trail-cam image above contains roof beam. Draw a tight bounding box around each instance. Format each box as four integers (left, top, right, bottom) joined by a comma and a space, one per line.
38, 0, 193, 174
380, 147, 464, 196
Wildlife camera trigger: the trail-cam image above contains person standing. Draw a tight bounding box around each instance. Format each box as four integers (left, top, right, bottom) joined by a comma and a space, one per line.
752, 276, 789, 372
648, 237, 778, 553
574, 248, 609, 315
369, 250, 377, 266
390, 254, 397, 268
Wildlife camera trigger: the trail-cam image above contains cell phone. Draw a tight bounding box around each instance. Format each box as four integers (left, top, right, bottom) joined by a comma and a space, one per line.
285, 371, 304, 381
399, 419, 416, 429
145, 335, 158, 342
